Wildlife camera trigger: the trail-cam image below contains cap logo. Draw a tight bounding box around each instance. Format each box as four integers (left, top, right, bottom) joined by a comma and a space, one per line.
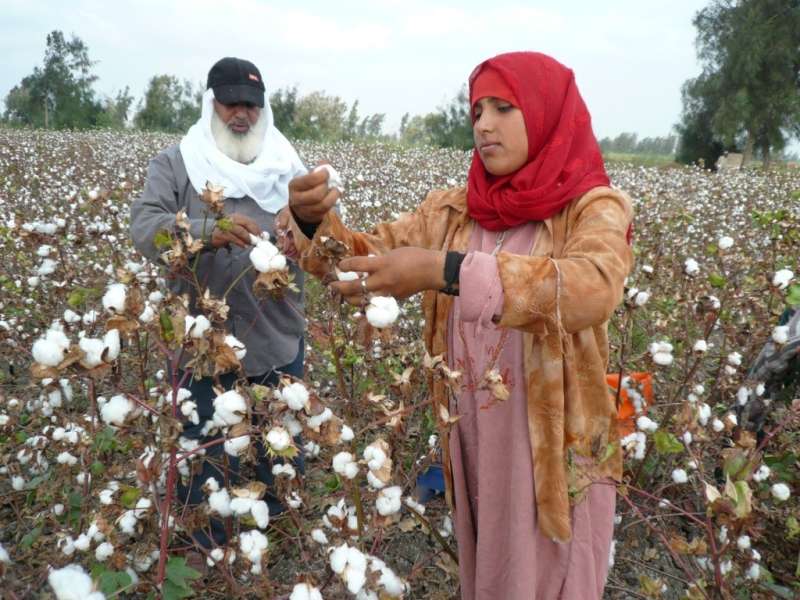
248, 73, 260, 82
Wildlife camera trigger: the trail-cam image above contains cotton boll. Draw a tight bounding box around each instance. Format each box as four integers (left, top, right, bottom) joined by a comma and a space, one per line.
634, 291, 650, 306
718, 236, 734, 250
330, 543, 349, 574
139, 303, 156, 324
230, 497, 254, 516
73, 534, 91, 552
771, 482, 791, 501
57, 451, 78, 466
363, 445, 387, 472
366, 296, 400, 328
103, 329, 120, 361
772, 268, 794, 290
268, 253, 286, 271
376, 486, 402, 516
340, 424, 354, 442
736, 386, 749, 406
736, 535, 751, 550
100, 394, 134, 426
266, 427, 292, 452
693, 340, 708, 353
745, 563, 761, 580
753, 464, 771, 482
48, 564, 98, 600
272, 464, 296, 479
208, 488, 232, 517
185, 314, 211, 339
224, 334, 247, 360
636, 416, 658, 433
697, 403, 712, 426
671, 469, 688, 484
79, 337, 106, 368
281, 382, 310, 411
102, 283, 127, 313
95, 542, 114, 561
63, 309, 81, 324
239, 529, 268, 567
37, 258, 58, 277
684, 258, 700, 276
307, 407, 333, 430
290, 583, 323, 600
32, 337, 64, 366
224, 434, 250, 457
772, 325, 789, 345
333, 452, 359, 479
282, 413, 303, 437
249, 241, 280, 272
250, 500, 270, 529
377, 564, 406, 597
314, 164, 344, 192
712, 418, 724, 432
311, 528, 329, 545
337, 270, 359, 281
727, 352, 742, 367
212, 390, 247, 426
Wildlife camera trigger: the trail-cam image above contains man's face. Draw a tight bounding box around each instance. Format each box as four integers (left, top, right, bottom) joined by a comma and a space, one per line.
213, 100, 262, 135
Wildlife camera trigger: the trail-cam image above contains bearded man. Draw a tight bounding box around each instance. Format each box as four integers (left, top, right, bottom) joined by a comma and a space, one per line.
130, 57, 318, 549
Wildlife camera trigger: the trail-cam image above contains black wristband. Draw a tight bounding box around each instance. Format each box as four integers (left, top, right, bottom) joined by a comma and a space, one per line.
290, 207, 320, 239
440, 251, 466, 295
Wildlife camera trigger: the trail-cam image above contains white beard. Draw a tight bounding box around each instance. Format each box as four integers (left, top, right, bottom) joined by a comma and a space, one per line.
210, 110, 267, 164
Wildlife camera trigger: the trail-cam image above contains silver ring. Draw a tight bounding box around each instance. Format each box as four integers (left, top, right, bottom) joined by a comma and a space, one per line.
360, 278, 368, 294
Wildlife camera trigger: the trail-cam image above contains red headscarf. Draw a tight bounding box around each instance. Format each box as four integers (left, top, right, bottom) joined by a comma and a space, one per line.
467, 52, 610, 231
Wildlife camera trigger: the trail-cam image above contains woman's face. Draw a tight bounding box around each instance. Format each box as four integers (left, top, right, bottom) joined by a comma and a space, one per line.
472, 97, 529, 176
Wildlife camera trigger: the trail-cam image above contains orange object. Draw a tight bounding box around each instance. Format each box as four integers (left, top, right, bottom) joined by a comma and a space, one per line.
607, 372, 653, 436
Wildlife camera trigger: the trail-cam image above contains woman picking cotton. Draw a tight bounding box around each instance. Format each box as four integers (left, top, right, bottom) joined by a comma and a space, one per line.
283, 52, 633, 599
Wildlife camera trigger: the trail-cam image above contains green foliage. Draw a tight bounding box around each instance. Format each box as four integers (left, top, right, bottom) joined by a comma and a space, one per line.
3, 31, 102, 129
163, 556, 201, 600
678, 1, 800, 166
91, 564, 133, 596
20, 525, 42, 550
134, 75, 201, 133
599, 132, 677, 156
653, 431, 684, 454
399, 85, 473, 150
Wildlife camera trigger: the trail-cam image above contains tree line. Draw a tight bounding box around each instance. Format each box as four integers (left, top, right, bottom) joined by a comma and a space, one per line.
1, 30, 476, 149
676, 0, 800, 167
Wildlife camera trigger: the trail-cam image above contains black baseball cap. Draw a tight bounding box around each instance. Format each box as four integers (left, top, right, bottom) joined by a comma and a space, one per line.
207, 57, 265, 107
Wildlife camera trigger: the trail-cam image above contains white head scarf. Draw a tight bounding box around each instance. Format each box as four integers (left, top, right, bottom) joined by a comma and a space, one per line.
180, 89, 307, 214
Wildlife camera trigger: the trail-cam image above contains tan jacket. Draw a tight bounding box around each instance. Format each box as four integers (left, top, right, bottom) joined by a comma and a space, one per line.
289, 186, 634, 542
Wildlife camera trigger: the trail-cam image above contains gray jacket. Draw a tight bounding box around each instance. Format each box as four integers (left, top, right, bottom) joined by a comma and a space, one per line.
130, 144, 305, 376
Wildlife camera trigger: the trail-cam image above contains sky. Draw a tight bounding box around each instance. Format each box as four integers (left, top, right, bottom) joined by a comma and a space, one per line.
1, 0, 709, 140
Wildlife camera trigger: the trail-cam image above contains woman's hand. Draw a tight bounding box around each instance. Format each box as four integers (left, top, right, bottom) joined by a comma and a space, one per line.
330, 247, 446, 304
288, 165, 340, 224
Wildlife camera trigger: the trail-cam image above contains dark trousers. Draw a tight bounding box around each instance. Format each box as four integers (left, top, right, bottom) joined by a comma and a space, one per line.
176, 339, 304, 548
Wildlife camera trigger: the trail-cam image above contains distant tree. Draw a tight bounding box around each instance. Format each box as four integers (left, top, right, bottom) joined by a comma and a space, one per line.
269, 85, 299, 137
676, 72, 728, 167
96, 87, 134, 129
398, 86, 473, 149
342, 100, 361, 141
289, 91, 348, 142
134, 75, 201, 133
678, 0, 800, 166
3, 30, 102, 128
599, 132, 677, 156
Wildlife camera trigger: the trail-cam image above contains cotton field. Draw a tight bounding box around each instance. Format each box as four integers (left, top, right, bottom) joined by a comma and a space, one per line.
0, 128, 798, 599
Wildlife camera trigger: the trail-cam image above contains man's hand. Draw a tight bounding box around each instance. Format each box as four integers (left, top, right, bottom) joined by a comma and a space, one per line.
330, 247, 446, 304
211, 213, 261, 248
288, 166, 340, 224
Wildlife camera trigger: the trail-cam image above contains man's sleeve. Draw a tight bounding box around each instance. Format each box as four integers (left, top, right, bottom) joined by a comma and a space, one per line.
129, 153, 216, 262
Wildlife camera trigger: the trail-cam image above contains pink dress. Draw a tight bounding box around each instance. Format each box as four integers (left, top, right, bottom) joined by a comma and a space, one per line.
448, 222, 616, 600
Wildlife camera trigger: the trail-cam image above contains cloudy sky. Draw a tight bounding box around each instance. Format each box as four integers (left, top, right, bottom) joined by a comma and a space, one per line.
2, 0, 708, 139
